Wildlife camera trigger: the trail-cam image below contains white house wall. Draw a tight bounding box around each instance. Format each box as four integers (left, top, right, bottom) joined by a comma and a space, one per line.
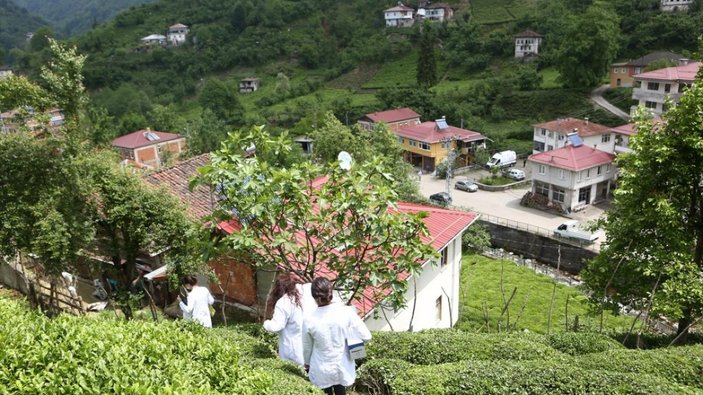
531, 162, 615, 210
532, 128, 615, 154
364, 236, 463, 332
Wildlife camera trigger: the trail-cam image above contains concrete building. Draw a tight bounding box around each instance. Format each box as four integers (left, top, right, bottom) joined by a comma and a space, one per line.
661, 0, 694, 11
417, 2, 453, 22
167, 23, 189, 46
528, 134, 616, 212
609, 51, 682, 88
532, 118, 612, 154
384, 3, 415, 27
141, 34, 166, 46
514, 30, 542, 58
239, 78, 261, 93
631, 61, 701, 115
0, 67, 13, 80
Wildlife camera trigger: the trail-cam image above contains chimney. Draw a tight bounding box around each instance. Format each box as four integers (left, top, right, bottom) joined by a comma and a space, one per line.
679, 58, 690, 66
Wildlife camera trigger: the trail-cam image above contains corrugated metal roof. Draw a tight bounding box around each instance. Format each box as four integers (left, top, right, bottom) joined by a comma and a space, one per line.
528, 145, 615, 171
393, 121, 486, 144
533, 118, 610, 137
363, 107, 421, 123
112, 129, 182, 149
634, 62, 701, 82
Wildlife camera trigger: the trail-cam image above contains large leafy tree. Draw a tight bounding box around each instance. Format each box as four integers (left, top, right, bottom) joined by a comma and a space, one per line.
193, 125, 436, 311
554, 1, 620, 89
416, 22, 438, 88
583, 79, 703, 341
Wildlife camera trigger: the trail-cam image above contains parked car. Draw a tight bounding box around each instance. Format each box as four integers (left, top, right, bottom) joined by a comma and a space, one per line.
504, 168, 525, 180
429, 192, 452, 206
553, 221, 598, 243
455, 180, 478, 192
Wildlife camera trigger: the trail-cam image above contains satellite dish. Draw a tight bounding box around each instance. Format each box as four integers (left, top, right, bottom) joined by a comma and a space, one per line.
338, 151, 352, 170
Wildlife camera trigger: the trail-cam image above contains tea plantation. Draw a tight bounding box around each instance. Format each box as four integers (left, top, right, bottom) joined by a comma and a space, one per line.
1, 294, 702, 394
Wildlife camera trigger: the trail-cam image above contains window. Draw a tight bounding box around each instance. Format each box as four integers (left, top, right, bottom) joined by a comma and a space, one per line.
606, 164, 611, 173
647, 82, 660, 91
586, 168, 591, 178
441, 141, 450, 149
397, 137, 404, 144
540, 128, 546, 136
601, 134, 611, 143
538, 164, 546, 175
634, 67, 643, 74
576, 171, 582, 182
645, 101, 657, 109
559, 169, 565, 180
409, 140, 417, 147
597, 166, 602, 175
534, 141, 545, 152
664, 84, 671, 93
548, 131, 554, 138
578, 188, 589, 202
440, 248, 448, 267
552, 187, 565, 203
558, 134, 564, 141
419, 142, 431, 150
435, 296, 442, 321
547, 145, 553, 151
535, 181, 549, 196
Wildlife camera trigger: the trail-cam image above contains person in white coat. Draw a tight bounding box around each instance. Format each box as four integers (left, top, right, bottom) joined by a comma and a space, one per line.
178, 275, 214, 328
263, 273, 305, 366
303, 277, 372, 395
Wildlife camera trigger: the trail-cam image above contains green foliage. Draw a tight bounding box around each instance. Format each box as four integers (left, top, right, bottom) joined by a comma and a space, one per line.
459, 254, 633, 333
416, 23, 437, 88
357, 357, 698, 395
193, 125, 436, 311
0, 0, 46, 59
546, 332, 624, 356
583, 79, 703, 338
198, 78, 245, 126
461, 223, 491, 254
0, 296, 290, 394
602, 87, 636, 113
40, 38, 87, 121
367, 330, 564, 365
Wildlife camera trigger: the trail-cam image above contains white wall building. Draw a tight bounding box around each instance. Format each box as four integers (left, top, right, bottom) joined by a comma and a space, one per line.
514, 30, 543, 58
0, 67, 13, 80
532, 118, 612, 154
631, 61, 700, 116
417, 3, 453, 22
528, 136, 616, 212
661, 0, 694, 11
141, 34, 166, 46
167, 23, 189, 46
384, 3, 415, 27
363, 203, 477, 331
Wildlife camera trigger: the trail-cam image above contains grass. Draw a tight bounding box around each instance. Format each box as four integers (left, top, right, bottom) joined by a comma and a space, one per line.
539, 67, 561, 89
458, 254, 634, 334
602, 87, 637, 113
471, 0, 538, 24
478, 175, 517, 185
362, 52, 418, 89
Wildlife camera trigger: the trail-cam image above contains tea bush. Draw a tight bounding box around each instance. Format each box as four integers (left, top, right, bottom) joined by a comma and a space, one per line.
357, 358, 700, 395
0, 297, 321, 394
366, 330, 564, 365
545, 332, 625, 356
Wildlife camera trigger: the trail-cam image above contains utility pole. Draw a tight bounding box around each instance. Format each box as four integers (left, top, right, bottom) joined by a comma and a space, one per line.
442, 136, 459, 197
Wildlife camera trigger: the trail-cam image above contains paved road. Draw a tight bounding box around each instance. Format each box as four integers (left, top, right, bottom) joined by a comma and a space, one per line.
591, 84, 630, 121
418, 169, 607, 246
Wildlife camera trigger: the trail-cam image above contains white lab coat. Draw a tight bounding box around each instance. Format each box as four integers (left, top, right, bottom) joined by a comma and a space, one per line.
302, 304, 372, 389
263, 291, 305, 366
179, 286, 214, 328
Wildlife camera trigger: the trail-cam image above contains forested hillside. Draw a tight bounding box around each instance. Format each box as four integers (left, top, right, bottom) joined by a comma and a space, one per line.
0, 0, 46, 62
11, 0, 154, 37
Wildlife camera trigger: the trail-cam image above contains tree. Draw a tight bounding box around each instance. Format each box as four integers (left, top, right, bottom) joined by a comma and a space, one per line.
193, 125, 436, 311
41, 38, 87, 122
183, 109, 229, 156
582, 81, 703, 341
554, 1, 620, 89
198, 78, 244, 125
416, 22, 437, 88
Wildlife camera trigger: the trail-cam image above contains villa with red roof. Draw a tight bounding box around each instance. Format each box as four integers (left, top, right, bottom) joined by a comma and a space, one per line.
528, 135, 616, 212
112, 129, 186, 169
533, 118, 613, 154
632, 61, 701, 116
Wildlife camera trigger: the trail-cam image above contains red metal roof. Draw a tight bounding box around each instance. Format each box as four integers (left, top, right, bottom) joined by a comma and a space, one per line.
533, 118, 610, 137
112, 129, 183, 149
363, 108, 421, 123
385, 5, 414, 12
633, 62, 701, 83
610, 117, 665, 137
393, 121, 486, 144
528, 145, 615, 171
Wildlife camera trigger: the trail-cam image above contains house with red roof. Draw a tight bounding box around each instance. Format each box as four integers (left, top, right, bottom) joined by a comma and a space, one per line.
384, 3, 415, 27
144, 155, 478, 330
609, 51, 683, 88
112, 129, 186, 169
533, 118, 612, 154
632, 61, 700, 116
358, 107, 422, 130
528, 135, 616, 212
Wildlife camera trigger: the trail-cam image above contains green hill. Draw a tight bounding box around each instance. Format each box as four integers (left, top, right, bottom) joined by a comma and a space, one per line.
0, 0, 47, 60
11, 0, 154, 37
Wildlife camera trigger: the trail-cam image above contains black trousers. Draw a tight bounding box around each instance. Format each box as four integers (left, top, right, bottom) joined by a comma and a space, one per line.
323, 385, 346, 395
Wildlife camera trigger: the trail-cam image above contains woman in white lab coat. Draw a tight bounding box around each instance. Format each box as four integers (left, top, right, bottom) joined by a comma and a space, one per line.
263, 273, 305, 366
303, 277, 372, 395
178, 275, 214, 328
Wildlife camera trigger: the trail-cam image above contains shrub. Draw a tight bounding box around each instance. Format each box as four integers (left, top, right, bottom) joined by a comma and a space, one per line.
575, 345, 703, 388
359, 359, 699, 395
366, 330, 564, 365
546, 332, 625, 355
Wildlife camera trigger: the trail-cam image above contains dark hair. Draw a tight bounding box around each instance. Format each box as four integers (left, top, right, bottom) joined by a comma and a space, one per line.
311, 277, 333, 306
181, 274, 197, 286
265, 272, 302, 319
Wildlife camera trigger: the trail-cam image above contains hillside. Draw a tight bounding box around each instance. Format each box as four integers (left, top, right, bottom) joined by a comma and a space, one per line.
11, 0, 154, 37
0, 0, 47, 61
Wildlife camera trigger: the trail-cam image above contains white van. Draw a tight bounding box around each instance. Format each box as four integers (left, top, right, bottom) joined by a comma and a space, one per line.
486, 150, 517, 168
553, 221, 598, 243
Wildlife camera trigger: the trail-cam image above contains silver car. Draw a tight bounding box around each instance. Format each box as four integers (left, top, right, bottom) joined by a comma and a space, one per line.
455, 180, 478, 192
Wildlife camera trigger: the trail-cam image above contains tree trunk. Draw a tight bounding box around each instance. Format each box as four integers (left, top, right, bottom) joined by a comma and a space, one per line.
675, 306, 692, 344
